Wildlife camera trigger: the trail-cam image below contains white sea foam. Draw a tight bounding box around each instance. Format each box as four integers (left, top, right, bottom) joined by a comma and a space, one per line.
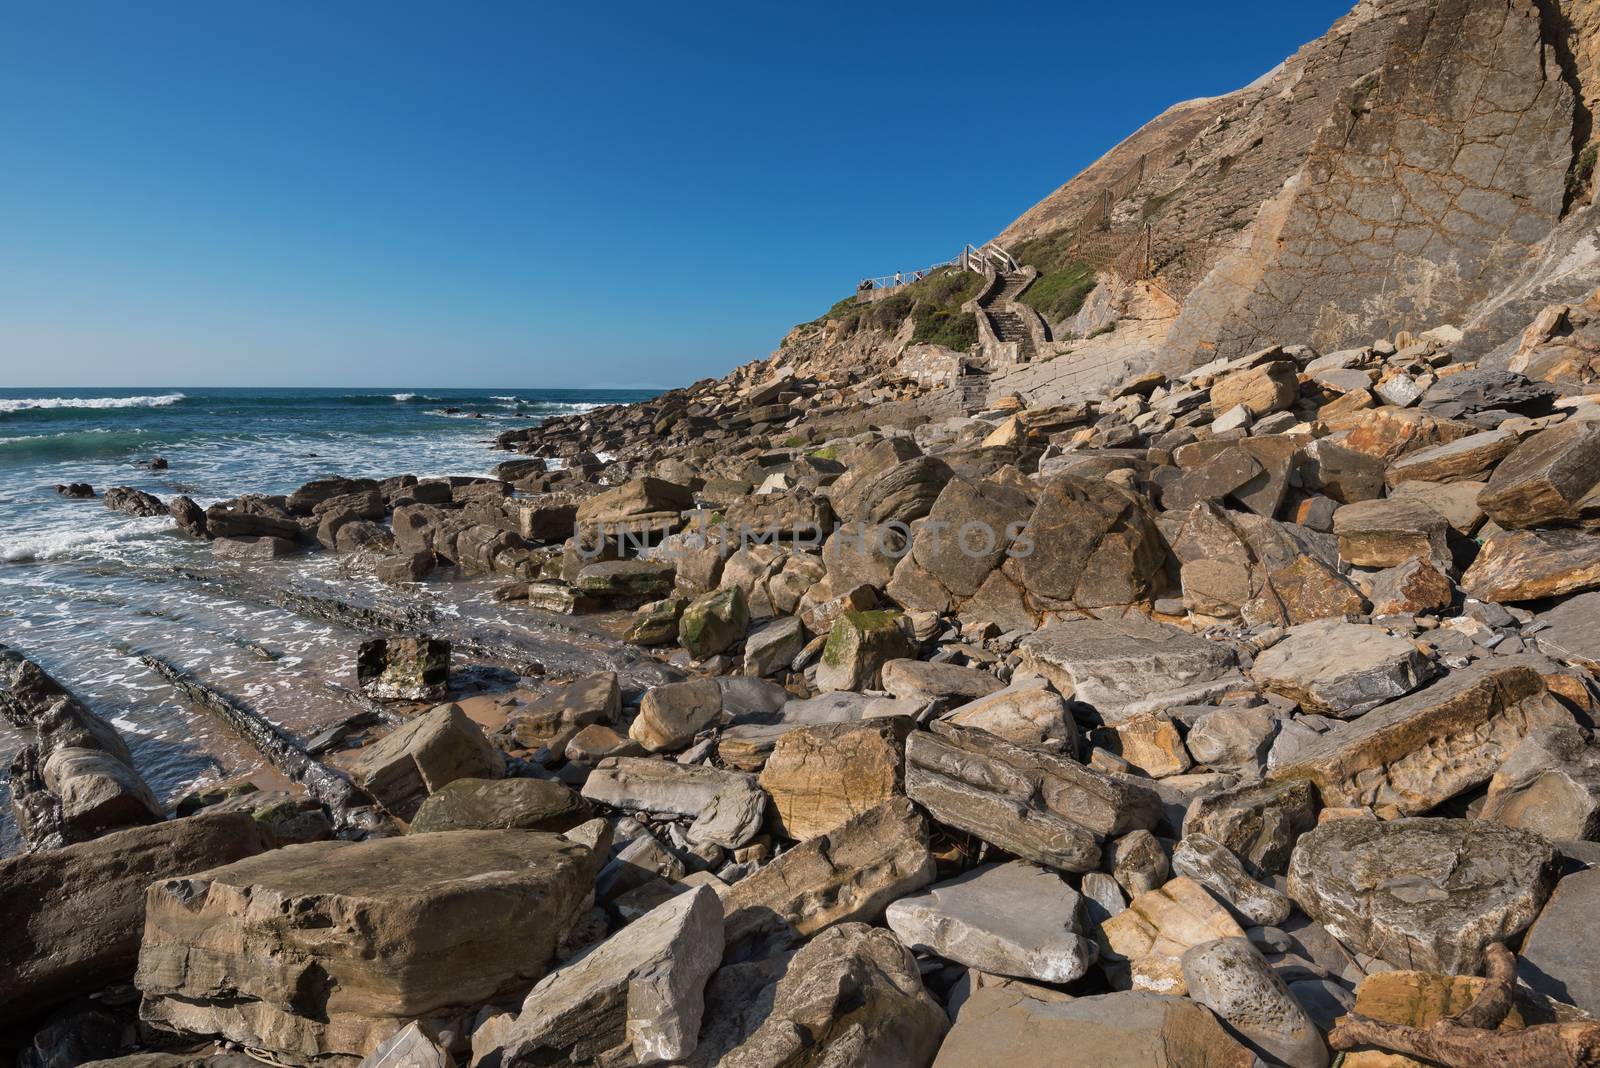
0, 393, 185, 414
0, 516, 170, 563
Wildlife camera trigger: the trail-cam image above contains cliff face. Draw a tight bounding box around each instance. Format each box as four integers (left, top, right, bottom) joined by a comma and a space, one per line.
769, 0, 1598, 401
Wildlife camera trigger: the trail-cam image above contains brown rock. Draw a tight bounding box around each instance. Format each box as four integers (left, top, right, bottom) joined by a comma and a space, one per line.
1332, 497, 1452, 570
1461, 527, 1600, 602
758, 719, 908, 842
1098, 876, 1246, 995
1477, 419, 1600, 529
1210, 361, 1299, 417
348, 703, 504, 820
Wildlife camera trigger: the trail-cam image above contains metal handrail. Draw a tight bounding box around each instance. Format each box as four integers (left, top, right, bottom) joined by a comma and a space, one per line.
857, 242, 1018, 294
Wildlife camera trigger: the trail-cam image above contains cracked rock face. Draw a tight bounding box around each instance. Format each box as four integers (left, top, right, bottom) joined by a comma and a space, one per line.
1286, 816, 1557, 974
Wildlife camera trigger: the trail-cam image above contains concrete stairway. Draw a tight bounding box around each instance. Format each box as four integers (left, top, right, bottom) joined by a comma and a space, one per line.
978, 272, 1039, 362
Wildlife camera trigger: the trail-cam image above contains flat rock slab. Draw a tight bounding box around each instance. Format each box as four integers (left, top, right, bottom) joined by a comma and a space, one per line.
905, 721, 1161, 873
1018, 615, 1237, 724
408, 777, 591, 834
1251, 619, 1434, 717
136, 829, 602, 1064
0, 812, 277, 1018
1287, 817, 1556, 974
1534, 590, 1600, 671
886, 861, 1096, 983
1268, 661, 1572, 814
758, 719, 908, 841
1461, 528, 1600, 602
880, 658, 1003, 703
932, 988, 1255, 1067
581, 756, 756, 819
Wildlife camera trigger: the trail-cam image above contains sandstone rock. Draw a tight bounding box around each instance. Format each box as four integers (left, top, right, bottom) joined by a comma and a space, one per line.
136, 830, 602, 1064
721, 797, 935, 954
1270, 662, 1572, 814
501, 671, 619, 751
1480, 724, 1600, 841
355, 636, 450, 702
1109, 829, 1171, 896
813, 610, 913, 692
1115, 712, 1192, 777
492, 884, 722, 1067
581, 757, 754, 820
37, 745, 163, 835
906, 476, 1034, 598
905, 721, 1161, 873
574, 477, 693, 526
886, 861, 1096, 983
821, 521, 903, 592
1368, 556, 1456, 615
1183, 779, 1319, 877
942, 677, 1077, 748
693, 923, 947, 1068
1461, 527, 1600, 602
1391, 478, 1488, 534
1210, 361, 1298, 417
575, 559, 676, 599
1340, 967, 1570, 1068
1018, 615, 1237, 724
1518, 867, 1600, 1017
630, 676, 723, 752
212, 534, 297, 560
1385, 427, 1518, 486
1477, 419, 1600, 528
1184, 706, 1276, 772
742, 615, 804, 677
408, 777, 591, 834
758, 719, 907, 842
1012, 476, 1168, 609
1286, 817, 1556, 973
0, 812, 277, 1018
1100, 876, 1246, 995
1332, 497, 1452, 570
685, 778, 767, 850
624, 595, 687, 645
357, 1023, 449, 1068
827, 440, 953, 526
931, 987, 1254, 1068
678, 585, 748, 660
1252, 619, 1434, 717
879, 658, 1001, 704
348, 703, 504, 821
1534, 590, 1600, 671
1171, 833, 1290, 926
1180, 937, 1327, 1068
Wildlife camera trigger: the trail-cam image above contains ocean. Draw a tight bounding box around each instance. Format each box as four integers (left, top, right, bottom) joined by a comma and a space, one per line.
0, 386, 658, 852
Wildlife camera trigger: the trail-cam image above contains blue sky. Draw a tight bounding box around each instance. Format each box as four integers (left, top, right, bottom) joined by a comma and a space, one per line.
0, 1, 1353, 389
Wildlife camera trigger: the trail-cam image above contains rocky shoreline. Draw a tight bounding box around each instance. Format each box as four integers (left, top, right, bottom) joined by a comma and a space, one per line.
4, 280, 1600, 1067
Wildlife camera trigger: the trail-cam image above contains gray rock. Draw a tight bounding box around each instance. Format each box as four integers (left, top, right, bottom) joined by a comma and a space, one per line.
1184, 778, 1319, 877
686, 778, 767, 850
1172, 833, 1291, 926
1185, 706, 1277, 771
1534, 590, 1600, 671
1480, 724, 1600, 842
905, 721, 1162, 873
1518, 867, 1600, 1017
1107, 829, 1169, 896
742, 615, 805, 677
1251, 619, 1434, 718
886, 861, 1096, 983
492, 884, 723, 1067
942, 676, 1078, 748
347, 703, 503, 821
880, 658, 1002, 704
1181, 937, 1328, 1068
581, 758, 756, 820
1018, 616, 1238, 724
630, 677, 723, 752
1287, 816, 1557, 973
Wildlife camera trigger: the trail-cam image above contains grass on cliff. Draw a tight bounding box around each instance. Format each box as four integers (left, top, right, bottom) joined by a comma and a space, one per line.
815, 267, 983, 352
1009, 229, 1098, 326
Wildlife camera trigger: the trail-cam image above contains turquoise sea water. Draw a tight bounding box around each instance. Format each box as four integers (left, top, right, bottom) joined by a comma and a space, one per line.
0, 386, 657, 851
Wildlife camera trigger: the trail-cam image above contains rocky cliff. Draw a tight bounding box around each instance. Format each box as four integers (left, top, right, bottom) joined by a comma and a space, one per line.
772, 0, 1599, 403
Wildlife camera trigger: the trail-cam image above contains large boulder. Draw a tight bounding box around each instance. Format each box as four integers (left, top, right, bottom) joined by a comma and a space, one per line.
1518, 868, 1600, 1017
1269, 662, 1573, 814
758, 719, 907, 841
1250, 619, 1434, 717
1018, 615, 1237, 724
931, 988, 1254, 1068
581, 757, 756, 820
1183, 779, 1319, 877
136, 829, 605, 1064
408, 777, 591, 834
0, 812, 278, 1018
574, 477, 693, 526
1011, 476, 1168, 609
1286, 817, 1557, 974
1181, 937, 1327, 1068
904, 721, 1161, 873
886, 861, 1096, 983
677, 585, 749, 660
629, 677, 724, 752
827, 439, 953, 526
813, 610, 913, 692
1461, 528, 1600, 602
103, 486, 168, 518
1479, 724, 1600, 841
347, 704, 504, 821
942, 677, 1077, 748
1476, 419, 1600, 529
721, 797, 935, 954
1332, 497, 1452, 571
490, 884, 723, 1067
690, 923, 947, 1068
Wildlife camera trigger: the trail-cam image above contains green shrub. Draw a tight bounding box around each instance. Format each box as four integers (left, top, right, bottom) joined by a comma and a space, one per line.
805, 266, 983, 348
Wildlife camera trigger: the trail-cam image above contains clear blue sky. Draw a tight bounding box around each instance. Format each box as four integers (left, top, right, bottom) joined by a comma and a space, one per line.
0, 1, 1353, 390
